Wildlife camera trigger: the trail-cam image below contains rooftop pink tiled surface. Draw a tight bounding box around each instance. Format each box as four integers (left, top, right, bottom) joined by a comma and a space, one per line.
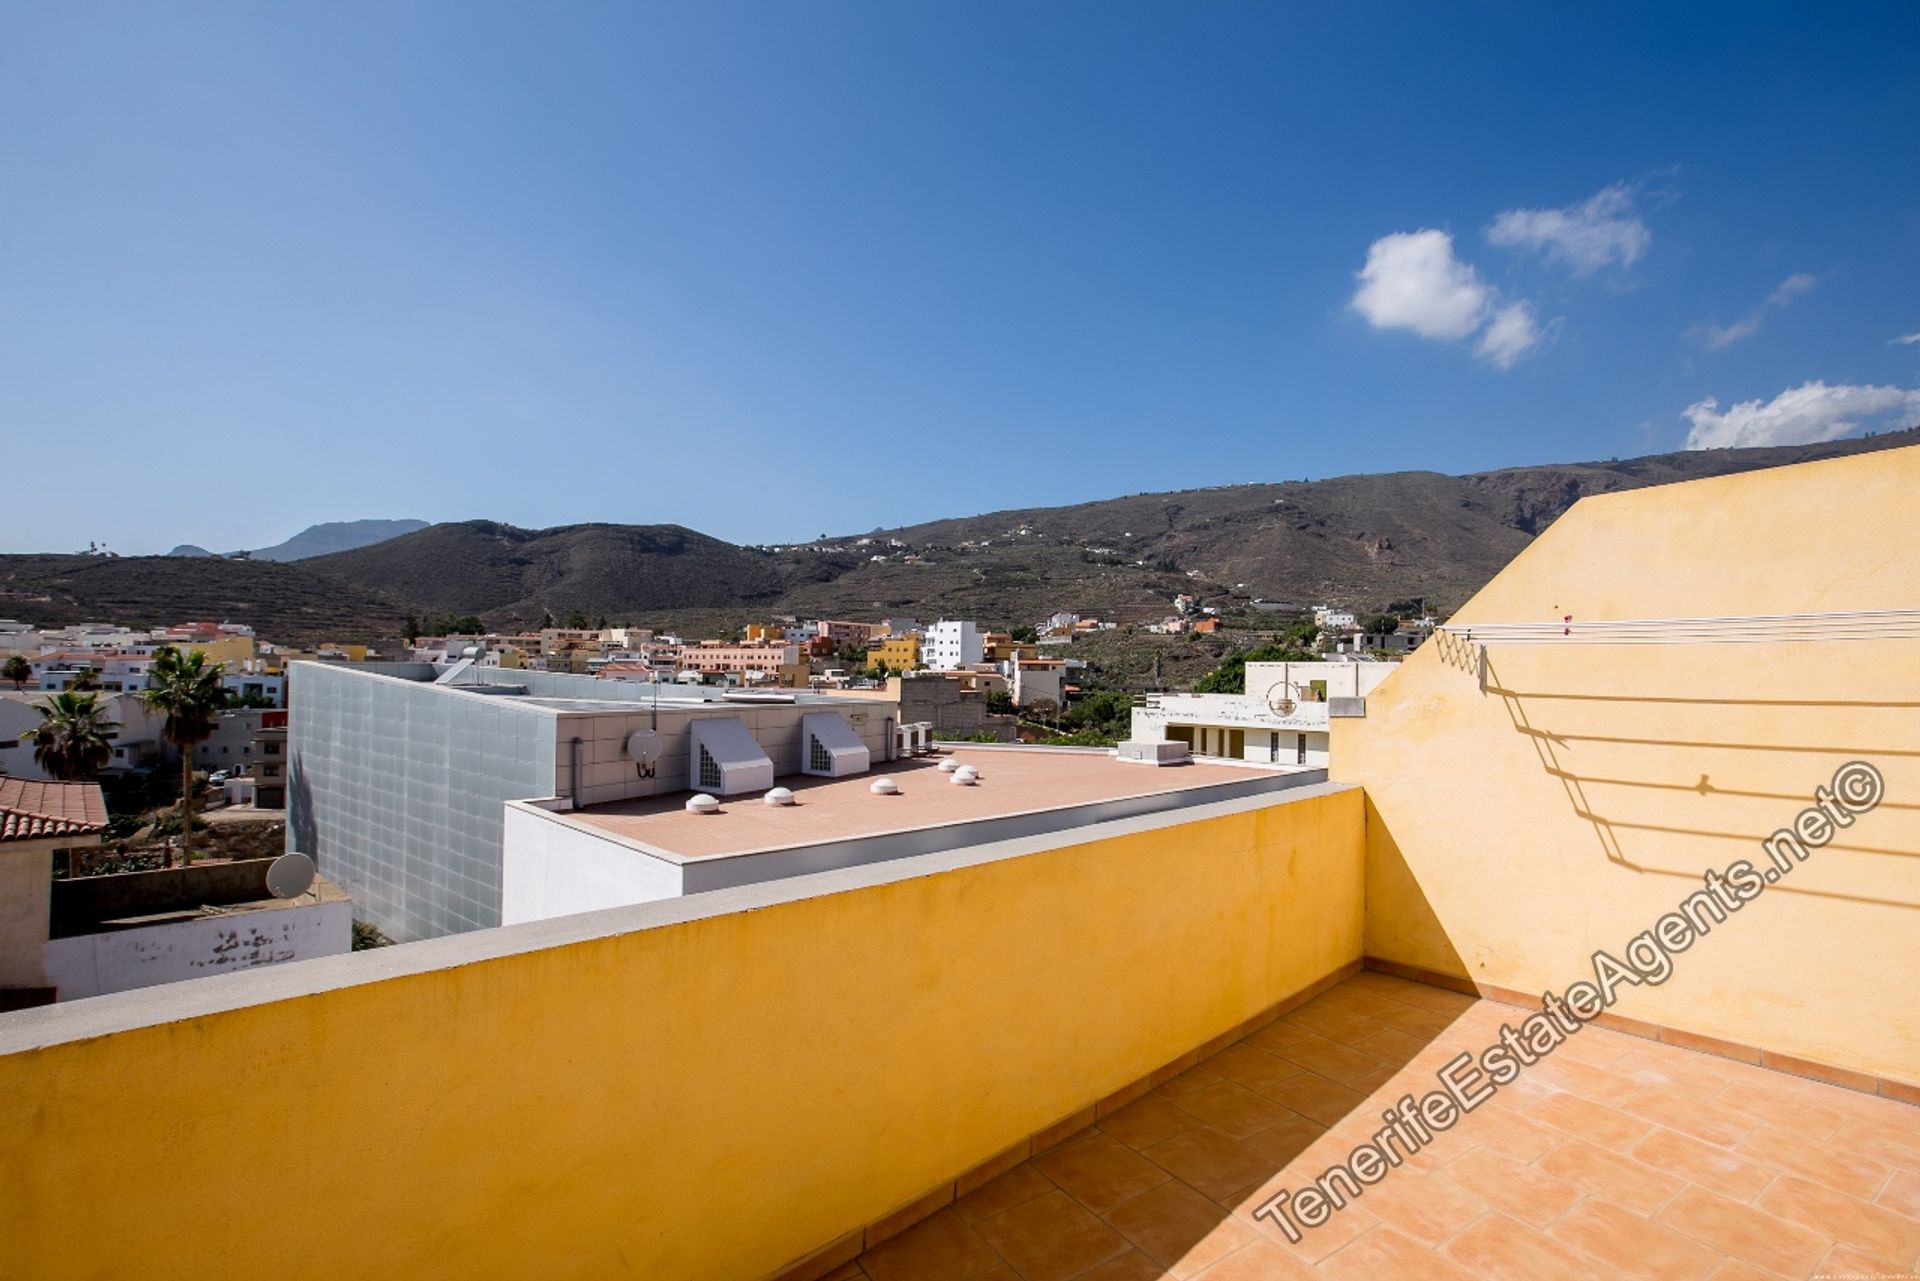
839, 973, 1920, 1281
563, 749, 1288, 861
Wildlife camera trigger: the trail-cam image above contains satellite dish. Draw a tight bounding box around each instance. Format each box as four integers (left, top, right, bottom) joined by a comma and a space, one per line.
265, 852, 317, 899
626, 729, 663, 765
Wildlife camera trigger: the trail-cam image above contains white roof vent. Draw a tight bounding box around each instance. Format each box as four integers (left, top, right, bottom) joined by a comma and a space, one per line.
801, 711, 871, 778
764, 786, 796, 806
688, 717, 775, 796
869, 778, 899, 795
686, 793, 721, 815
950, 767, 978, 786
938, 758, 961, 773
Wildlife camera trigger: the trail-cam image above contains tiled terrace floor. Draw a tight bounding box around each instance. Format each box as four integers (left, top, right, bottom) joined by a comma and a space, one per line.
841, 973, 1920, 1281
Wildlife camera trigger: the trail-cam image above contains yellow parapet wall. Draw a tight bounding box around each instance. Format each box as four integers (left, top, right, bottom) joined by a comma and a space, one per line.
0, 785, 1363, 1281
1337, 444, 1920, 1087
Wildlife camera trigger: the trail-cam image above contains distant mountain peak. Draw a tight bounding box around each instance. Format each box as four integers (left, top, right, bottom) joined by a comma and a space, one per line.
248, 519, 430, 562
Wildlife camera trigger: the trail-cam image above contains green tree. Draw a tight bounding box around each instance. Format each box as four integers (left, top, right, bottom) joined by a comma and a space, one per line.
142, 646, 227, 866
1193, 643, 1318, 695
1, 655, 28, 690
23, 690, 114, 782
68, 668, 99, 692
1360, 614, 1400, 636
403, 614, 422, 644
566, 610, 588, 630
1008, 625, 1038, 644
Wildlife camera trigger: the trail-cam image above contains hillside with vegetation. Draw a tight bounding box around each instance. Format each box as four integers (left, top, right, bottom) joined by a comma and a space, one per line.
2, 430, 1912, 641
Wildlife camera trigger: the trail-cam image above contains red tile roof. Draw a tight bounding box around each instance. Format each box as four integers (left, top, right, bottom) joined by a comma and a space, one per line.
0, 777, 109, 843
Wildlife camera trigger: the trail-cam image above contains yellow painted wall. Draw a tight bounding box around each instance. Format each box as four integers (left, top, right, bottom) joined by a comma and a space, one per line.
869, 635, 921, 670
1336, 444, 1920, 1084
0, 786, 1363, 1281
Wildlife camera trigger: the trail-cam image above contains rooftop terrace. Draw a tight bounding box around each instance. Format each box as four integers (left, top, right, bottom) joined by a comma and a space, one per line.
556, 748, 1311, 863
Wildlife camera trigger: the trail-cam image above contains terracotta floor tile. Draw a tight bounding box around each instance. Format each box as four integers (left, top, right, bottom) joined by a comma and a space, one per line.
1071, 1248, 1169, 1281
1631, 1126, 1779, 1202
1272, 1036, 1388, 1083
1622, 1087, 1757, 1148
1390, 985, 1478, 1016
1102, 1179, 1256, 1278
1756, 1173, 1920, 1263
1253, 1072, 1368, 1128
1527, 1056, 1645, 1107
1703, 1260, 1782, 1281
1142, 1128, 1279, 1203
1536, 1137, 1686, 1217
1877, 1168, 1920, 1218
1435, 1146, 1580, 1229
1343, 1167, 1487, 1245
1816, 1241, 1920, 1280
1442, 1212, 1602, 1281
971, 1190, 1129, 1281
1206, 1046, 1306, 1096
1245, 1196, 1381, 1265
858, 1208, 1004, 1281
1450, 1105, 1562, 1162
1236, 1114, 1329, 1169
1548, 1198, 1720, 1281
1187, 1239, 1321, 1280
1735, 1125, 1894, 1201
1713, 1085, 1852, 1141
1033, 1132, 1171, 1216
1835, 1118, 1920, 1174
1317, 1225, 1479, 1281
1346, 1026, 1435, 1064
1654, 1185, 1831, 1277
1242, 1022, 1314, 1056
1280, 1006, 1385, 1047
1172, 1080, 1301, 1141
1159, 1064, 1228, 1098
1101, 1095, 1204, 1151
955, 1163, 1058, 1223
1524, 1088, 1654, 1151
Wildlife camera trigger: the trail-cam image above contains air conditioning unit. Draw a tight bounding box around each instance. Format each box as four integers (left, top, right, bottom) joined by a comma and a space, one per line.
1116, 739, 1191, 766
801, 712, 871, 778
688, 717, 775, 796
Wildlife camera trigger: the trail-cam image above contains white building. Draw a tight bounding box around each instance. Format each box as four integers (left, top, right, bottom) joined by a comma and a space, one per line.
0, 692, 169, 780
1127, 662, 1397, 770
924, 620, 984, 672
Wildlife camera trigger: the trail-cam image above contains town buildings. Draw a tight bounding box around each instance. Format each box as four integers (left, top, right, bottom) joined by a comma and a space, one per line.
3, 446, 1919, 1280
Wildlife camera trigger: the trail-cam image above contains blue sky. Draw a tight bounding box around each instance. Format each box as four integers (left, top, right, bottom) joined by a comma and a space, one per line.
4, 3, 1918, 555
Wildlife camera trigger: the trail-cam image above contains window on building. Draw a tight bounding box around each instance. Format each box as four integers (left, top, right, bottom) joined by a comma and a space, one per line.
1296, 734, 1308, 765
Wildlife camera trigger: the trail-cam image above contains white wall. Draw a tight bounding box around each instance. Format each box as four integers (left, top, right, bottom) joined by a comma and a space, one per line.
0, 841, 55, 988
41, 900, 351, 1000
501, 802, 685, 925
1242, 661, 1396, 702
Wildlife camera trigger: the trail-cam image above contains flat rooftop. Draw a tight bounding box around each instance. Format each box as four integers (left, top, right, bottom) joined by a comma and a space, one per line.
556, 748, 1313, 864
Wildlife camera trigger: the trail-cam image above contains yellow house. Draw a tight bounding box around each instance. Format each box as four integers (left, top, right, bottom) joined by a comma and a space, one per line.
868, 634, 921, 671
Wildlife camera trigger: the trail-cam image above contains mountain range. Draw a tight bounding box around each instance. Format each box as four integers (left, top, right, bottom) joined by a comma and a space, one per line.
6, 431, 1914, 642
167, 518, 430, 562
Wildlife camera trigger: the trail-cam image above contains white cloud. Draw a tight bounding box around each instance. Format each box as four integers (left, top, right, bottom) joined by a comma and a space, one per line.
1893, 332, 1920, 346
1350, 229, 1492, 340
1349, 229, 1548, 370
1474, 302, 1544, 370
1696, 272, 1818, 350
1487, 182, 1651, 276
1681, 381, 1920, 450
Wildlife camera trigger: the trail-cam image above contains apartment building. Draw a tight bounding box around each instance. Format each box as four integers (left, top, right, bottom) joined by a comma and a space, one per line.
924, 619, 983, 671
866, 634, 921, 671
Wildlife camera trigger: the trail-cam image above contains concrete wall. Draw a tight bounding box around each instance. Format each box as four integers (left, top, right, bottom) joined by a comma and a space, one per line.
1336, 444, 1920, 1086
42, 900, 351, 1000
289, 663, 562, 940
500, 801, 685, 922
0, 784, 1363, 1281
49, 858, 281, 937
0, 840, 56, 988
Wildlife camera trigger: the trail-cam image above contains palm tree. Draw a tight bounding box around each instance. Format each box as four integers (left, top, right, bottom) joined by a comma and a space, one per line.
23, 690, 114, 781
142, 646, 226, 866
2, 655, 29, 690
